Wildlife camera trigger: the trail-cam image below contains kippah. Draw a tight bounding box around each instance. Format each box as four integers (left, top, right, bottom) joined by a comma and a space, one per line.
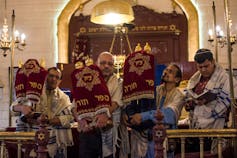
195, 49, 212, 55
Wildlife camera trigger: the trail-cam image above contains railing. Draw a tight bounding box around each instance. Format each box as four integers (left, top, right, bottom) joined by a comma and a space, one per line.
153, 110, 237, 158
0, 131, 35, 158
1, 123, 237, 158
0, 115, 49, 158
166, 129, 237, 158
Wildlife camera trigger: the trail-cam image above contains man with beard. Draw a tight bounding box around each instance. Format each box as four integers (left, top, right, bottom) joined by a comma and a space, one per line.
130, 63, 184, 129
97, 52, 123, 158
130, 63, 184, 158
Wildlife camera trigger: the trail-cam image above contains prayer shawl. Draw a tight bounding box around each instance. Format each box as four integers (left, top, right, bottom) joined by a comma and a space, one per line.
102, 74, 123, 157
38, 87, 74, 157
156, 84, 184, 123
107, 74, 123, 107
186, 64, 237, 129
11, 86, 74, 157
71, 64, 111, 122
130, 130, 149, 158
123, 51, 155, 102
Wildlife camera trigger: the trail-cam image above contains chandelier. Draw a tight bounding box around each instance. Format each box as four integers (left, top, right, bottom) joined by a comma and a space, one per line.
207, 1, 236, 48
0, 0, 26, 57
109, 25, 130, 77
208, 25, 236, 48
0, 0, 27, 126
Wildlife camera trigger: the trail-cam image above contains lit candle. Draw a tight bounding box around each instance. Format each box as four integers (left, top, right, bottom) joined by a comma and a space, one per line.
14, 30, 19, 42
219, 30, 224, 37
20, 33, 26, 45
208, 29, 213, 41
114, 55, 117, 63
18, 60, 23, 68
216, 25, 221, 38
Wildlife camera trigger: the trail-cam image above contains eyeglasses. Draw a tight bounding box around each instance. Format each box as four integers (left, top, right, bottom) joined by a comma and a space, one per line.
99, 61, 114, 66
48, 74, 61, 80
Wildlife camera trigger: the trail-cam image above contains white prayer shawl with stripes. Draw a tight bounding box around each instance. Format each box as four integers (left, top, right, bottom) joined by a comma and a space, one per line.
11, 87, 74, 157
38, 87, 74, 157
186, 64, 237, 129
102, 74, 123, 157
156, 84, 185, 123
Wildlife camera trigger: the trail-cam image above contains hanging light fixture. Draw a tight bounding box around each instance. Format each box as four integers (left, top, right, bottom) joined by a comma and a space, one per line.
0, 0, 26, 57
0, 0, 27, 126
90, 0, 134, 25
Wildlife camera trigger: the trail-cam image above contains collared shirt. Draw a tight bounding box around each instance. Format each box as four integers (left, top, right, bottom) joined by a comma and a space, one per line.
187, 64, 237, 129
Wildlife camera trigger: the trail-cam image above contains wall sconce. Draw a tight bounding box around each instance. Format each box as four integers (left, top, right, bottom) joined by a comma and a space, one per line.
0, 0, 26, 57
208, 25, 236, 48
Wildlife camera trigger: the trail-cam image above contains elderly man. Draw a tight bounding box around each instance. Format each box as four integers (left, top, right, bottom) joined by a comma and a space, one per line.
97, 52, 123, 158
12, 66, 73, 158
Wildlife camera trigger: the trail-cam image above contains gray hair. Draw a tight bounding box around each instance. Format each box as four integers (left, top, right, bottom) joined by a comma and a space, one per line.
97, 51, 114, 63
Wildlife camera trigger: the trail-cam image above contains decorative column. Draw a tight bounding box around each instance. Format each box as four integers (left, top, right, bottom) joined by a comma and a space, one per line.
35, 115, 49, 158
153, 109, 167, 158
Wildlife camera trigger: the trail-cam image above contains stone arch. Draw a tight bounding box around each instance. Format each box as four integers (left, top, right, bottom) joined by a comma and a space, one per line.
174, 0, 199, 61
57, 0, 199, 63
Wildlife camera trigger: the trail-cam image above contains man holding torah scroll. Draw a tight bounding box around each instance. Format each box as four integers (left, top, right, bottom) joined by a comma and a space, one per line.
71, 56, 111, 158
122, 49, 156, 158
11, 61, 74, 157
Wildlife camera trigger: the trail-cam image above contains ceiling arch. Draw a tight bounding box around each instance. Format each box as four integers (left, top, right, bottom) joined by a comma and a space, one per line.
57, 0, 199, 63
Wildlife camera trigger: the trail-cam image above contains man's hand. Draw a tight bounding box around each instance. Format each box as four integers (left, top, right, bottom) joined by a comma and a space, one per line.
109, 102, 119, 114
195, 98, 206, 106
185, 98, 206, 112
48, 117, 61, 126
95, 113, 109, 128
20, 105, 33, 115
121, 113, 131, 126
185, 100, 195, 111
77, 119, 91, 133
130, 113, 142, 125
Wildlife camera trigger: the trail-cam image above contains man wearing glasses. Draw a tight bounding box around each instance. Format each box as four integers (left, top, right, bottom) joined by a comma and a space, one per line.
11, 66, 73, 158
97, 52, 123, 158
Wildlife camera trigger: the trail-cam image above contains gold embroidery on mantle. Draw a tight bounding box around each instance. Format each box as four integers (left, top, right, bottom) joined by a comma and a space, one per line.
128, 53, 151, 76
75, 67, 101, 91
19, 60, 41, 77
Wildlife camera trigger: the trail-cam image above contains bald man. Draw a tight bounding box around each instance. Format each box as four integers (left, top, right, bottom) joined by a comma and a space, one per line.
97, 52, 123, 158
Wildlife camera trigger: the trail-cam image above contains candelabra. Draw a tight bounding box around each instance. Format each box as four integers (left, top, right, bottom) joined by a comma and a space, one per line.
0, 8, 26, 126
208, 25, 236, 48
110, 25, 133, 77
0, 11, 26, 57
114, 54, 126, 77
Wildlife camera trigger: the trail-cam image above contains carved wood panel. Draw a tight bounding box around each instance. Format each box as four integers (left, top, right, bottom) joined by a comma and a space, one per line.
68, 5, 188, 64
61, 5, 191, 90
